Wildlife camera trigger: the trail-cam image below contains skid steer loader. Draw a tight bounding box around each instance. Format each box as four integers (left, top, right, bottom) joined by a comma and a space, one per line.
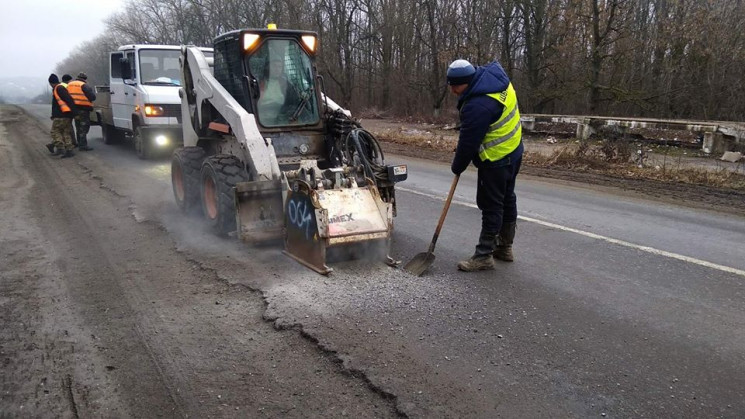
171, 27, 407, 274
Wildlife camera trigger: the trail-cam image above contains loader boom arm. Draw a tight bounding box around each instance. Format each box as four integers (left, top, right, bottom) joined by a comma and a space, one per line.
180, 45, 281, 181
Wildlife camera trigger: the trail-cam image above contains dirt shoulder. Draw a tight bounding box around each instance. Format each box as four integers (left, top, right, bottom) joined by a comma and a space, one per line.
363, 118, 745, 217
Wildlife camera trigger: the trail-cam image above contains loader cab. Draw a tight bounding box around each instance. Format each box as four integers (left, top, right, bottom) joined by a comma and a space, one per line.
213, 29, 322, 131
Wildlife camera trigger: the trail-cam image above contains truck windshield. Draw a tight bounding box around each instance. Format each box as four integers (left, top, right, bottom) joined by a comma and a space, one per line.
139, 49, 183, 86
247, 39, 320, 127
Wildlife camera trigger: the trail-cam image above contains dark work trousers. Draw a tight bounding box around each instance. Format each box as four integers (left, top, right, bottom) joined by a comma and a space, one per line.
74, 110, 91, 147
476, 153, 522, 234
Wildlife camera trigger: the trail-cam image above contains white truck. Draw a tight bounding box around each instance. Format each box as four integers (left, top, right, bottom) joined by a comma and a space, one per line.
93, 44, 213, 159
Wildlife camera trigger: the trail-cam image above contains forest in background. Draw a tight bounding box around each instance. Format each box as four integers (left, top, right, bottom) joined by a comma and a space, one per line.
54, 0, 745, 121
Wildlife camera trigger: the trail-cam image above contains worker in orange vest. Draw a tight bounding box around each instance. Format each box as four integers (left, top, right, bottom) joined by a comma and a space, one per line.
46, 74, 76, 158
59, 74, 78, 147
67, 72, 96, 151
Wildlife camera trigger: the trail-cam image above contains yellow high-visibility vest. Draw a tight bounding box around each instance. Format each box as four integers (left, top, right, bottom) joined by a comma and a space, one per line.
475, 83, 522, 162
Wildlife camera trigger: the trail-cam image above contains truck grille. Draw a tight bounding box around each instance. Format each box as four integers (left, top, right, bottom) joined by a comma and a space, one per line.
161, 104, 181, 118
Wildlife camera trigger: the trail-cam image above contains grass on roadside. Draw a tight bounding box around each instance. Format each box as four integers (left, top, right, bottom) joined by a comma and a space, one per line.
525, 143, 745, 189
371, 126, 745, 190
372, 128, 458, 151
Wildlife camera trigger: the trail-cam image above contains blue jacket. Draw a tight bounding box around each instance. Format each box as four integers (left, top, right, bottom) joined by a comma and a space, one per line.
451, 61, 524, 175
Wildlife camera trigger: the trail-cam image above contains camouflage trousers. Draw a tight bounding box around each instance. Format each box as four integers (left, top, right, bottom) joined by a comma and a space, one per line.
51, 118, 74, 151
74, 110, 91, 147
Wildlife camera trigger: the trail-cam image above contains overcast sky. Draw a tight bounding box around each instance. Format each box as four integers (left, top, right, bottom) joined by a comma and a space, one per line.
0, 0, 124, 79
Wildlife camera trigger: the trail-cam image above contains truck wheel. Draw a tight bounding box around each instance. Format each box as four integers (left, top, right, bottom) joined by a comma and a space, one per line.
134, 126, 152, 160
102, 124, 121, 144
172, 147, 206, 213
200, 155, 248, 236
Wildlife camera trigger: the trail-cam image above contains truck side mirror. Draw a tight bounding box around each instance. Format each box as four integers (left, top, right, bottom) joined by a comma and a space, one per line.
119, 58, 133, 80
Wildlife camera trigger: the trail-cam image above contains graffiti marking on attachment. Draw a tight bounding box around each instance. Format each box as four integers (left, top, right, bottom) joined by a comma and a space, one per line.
288, 198, 313, 239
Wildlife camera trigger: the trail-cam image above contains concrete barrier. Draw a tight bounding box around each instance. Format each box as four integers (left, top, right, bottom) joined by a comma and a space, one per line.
522, 114, 744, 154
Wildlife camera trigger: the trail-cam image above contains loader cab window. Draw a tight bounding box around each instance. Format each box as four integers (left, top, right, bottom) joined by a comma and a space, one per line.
139, 49, 183, 86
247, 39, 320, 128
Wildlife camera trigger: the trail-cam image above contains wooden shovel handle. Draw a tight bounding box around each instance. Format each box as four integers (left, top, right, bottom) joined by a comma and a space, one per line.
428, 174, 460, 253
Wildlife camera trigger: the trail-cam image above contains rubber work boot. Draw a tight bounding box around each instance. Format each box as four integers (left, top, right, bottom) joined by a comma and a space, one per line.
60, 150, 75, 158
45, 143, 55, 154
494, 222, 516, 262
457, 231, 497, 272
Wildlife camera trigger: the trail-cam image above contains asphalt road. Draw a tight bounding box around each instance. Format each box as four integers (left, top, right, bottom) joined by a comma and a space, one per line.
4, 104, 745, 417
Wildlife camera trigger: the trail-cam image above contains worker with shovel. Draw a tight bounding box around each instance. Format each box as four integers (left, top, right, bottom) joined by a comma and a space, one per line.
447, 59, 524, 272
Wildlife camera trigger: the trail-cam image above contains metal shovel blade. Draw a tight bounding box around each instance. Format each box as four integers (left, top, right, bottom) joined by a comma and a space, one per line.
403, 251, 436, 277
402, 175, 460, 277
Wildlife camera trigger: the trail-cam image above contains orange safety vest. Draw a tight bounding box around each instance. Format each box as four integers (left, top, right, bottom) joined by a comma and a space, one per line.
67, 80, 93, 108
53, 84, 71, 113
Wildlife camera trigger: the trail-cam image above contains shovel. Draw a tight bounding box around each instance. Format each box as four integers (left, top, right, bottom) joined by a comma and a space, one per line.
403, 175, 460, 276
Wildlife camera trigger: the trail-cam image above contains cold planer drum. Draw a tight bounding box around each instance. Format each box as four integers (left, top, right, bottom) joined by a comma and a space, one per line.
234, 162, 401, 275
285, 177, 392, 274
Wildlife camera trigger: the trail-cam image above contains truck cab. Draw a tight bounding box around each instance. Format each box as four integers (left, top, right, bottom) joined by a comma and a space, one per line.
105, 44, 213, 158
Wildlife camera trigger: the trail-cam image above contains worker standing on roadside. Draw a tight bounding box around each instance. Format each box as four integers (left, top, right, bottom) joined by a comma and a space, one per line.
446, 59, 523, 272
67, 72, 96, 151
46, 74, 76, 158
60, 74, 78, 147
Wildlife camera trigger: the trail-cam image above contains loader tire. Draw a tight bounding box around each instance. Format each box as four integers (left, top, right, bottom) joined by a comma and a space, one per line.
172, 147, 206, 213
200, 155, 248, 236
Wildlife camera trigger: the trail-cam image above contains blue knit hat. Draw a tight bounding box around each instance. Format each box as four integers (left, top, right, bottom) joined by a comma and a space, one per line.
446, 59, 475, 85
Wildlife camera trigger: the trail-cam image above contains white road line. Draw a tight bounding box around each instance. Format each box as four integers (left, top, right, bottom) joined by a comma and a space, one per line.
397, 186, 745, 278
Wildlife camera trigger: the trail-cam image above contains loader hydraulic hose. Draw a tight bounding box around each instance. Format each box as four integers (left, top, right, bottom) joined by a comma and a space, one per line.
344, 128, 388, 182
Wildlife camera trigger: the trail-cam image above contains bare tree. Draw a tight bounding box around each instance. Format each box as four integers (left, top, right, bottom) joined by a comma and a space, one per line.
52, 0, 745, 120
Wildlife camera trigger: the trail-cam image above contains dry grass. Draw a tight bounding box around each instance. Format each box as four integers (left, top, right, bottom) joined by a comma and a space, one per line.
372, 128, 458, 151
525, 144, 745, 189
370, 125, 745, 190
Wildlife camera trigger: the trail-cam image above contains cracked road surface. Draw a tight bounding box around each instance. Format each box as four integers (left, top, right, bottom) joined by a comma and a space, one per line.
2, 104, 744, 417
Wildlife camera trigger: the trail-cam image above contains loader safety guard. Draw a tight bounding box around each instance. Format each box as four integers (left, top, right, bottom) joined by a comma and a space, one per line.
235, 180, 285, 242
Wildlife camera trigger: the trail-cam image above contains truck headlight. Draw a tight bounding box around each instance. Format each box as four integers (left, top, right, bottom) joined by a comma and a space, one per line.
144, 104, 165, 117
155, 135, 169, 146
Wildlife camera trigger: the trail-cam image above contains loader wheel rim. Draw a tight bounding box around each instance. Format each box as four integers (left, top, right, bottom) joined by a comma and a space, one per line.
204, 176, 218, 220
173, 164, 185, 202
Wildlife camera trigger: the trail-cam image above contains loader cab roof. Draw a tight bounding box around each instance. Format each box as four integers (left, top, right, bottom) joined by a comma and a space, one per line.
214, 28, 319, 44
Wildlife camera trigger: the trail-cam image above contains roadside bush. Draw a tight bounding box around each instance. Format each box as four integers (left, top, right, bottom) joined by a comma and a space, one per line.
575, 139, 590, 157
